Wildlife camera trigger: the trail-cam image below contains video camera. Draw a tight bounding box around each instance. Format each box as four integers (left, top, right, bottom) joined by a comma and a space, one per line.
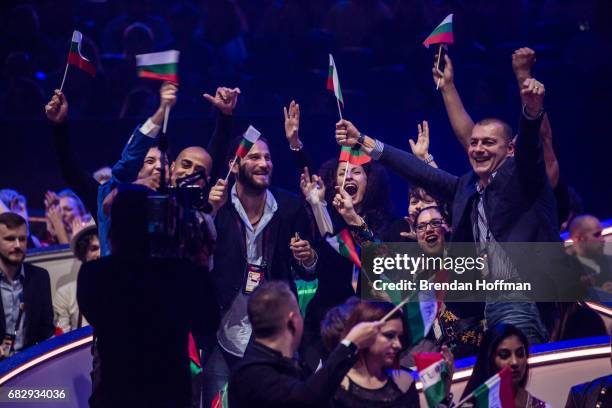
147, 170, 215, 260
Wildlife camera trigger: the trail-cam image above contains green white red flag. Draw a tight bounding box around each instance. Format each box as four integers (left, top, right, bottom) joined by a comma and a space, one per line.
339, 146, 371, 166
423, 14, 454, 48
135, 50, 180, 83
414, 352, 449, 408
188, 332, 202, 377
381, 273, 441, 346
67, 31, 96, 76
327, 54, 344, 108
472, 367, 515, 408
211, 382, 229, 408
326, 229, 361, 268
235, 125, 261, 158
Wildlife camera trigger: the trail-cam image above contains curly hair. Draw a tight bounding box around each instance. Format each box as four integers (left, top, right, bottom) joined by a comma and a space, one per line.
318, 158, 393, 235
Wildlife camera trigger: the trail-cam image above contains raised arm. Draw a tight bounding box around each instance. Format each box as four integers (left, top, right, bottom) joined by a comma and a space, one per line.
204, 87, 240, 181
335, 119, 459, 204
515, 78, 546, 194
284, 100, 313, 173
433, 54, 474, 150
408, 120, 438, 168
45, 90, 99, 219
111, 82, 177, 183
512, 47, 560, 188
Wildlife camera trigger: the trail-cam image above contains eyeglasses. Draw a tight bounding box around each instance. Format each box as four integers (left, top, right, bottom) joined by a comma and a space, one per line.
415, 218, 445, 233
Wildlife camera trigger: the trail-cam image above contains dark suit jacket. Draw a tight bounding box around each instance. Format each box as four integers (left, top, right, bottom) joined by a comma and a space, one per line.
211, 187, 315, 313
229, 340, 357, 408
0, 263, 54, 349
565, 374, 612, 408
376, 113, 579, 299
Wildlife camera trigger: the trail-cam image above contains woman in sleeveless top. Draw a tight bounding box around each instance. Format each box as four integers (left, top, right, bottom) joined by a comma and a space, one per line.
332, 300, 455, 407
461, 323, 550, 407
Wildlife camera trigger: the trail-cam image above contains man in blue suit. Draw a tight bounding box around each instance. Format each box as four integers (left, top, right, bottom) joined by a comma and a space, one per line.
334, 78, 570, 344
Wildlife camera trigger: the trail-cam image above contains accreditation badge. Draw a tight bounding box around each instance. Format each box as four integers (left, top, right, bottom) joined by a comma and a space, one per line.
244, 263, 266, 294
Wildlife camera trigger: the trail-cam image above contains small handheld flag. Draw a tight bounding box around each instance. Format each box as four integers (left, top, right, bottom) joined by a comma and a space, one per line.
225, 125, 262, 182
423, 14, 454, 48
457, 367, 515, 408
60, 30, 96, 91
327, 54, 344, 119
414, 352, 449, 408
339, 146, 371, 166
423, 14, 454, 90
325, 229, 361, 268
136, 50, 180, 84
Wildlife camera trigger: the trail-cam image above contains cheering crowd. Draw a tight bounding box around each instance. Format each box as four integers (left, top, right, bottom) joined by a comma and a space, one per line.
1, 2, 612, 407
0, 37, 610, 406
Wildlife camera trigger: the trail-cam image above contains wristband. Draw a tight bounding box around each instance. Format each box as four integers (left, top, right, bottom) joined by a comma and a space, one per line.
357, 132, 365, 146
424, 154, 434, 165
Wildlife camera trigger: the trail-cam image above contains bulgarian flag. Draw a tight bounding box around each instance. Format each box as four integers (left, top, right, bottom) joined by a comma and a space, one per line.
471, 367, 515, 408
423, 14, 454, 48
188, 332, 202, 377
339, 146, 371, 166
67, 31, 96, 76
135, 50, 180, 83
326, 229, 361, 268
327, 54, 344, 108
235, 125, 261, 158
414, 352, 449, 408
211, 382, 229, 408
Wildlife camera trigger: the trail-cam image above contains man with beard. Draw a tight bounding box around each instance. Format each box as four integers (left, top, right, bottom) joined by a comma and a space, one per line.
0, 213, 54, 358
203, 136, 317, 405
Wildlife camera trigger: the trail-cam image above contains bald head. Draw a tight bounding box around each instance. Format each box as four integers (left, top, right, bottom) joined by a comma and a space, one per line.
171, 146, 213, 187
570, 215, 604, 257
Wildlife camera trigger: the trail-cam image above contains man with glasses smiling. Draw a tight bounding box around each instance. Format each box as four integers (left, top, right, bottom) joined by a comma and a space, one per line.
335, 77, 562, 344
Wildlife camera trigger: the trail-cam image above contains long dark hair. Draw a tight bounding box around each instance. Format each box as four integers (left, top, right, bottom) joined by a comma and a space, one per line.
319, 158, 393, 235
461, 324, 530, 399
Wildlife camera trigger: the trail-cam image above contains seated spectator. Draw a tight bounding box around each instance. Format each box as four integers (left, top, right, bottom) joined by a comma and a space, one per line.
0, 188, 41, 248
564, 331, 612, 407
53, 220, 99, 334
0, 213, 54, 360
461, 323, 549, 407
228, 281, 382, 408
334, 300, 454, 407
569, 215, 611, 292
43, 189, 90, 245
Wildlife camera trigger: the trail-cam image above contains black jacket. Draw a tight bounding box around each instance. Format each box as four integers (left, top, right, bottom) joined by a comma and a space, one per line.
377, 113, 579, 299
565, 374, 612, 408
211, 187, 315, 313
0, 263, 54, 350
229, 340, 357, 408
77, 256, 219, 407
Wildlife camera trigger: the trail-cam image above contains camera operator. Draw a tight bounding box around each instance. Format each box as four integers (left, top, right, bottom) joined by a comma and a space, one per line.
77, 185, 219, 408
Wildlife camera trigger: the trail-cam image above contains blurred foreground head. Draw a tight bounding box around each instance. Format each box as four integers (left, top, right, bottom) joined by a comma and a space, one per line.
109, 185, 153, 258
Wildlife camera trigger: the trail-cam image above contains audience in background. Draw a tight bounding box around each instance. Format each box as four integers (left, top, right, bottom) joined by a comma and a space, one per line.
53, 220, 100, 334
0, 212, 54, 359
